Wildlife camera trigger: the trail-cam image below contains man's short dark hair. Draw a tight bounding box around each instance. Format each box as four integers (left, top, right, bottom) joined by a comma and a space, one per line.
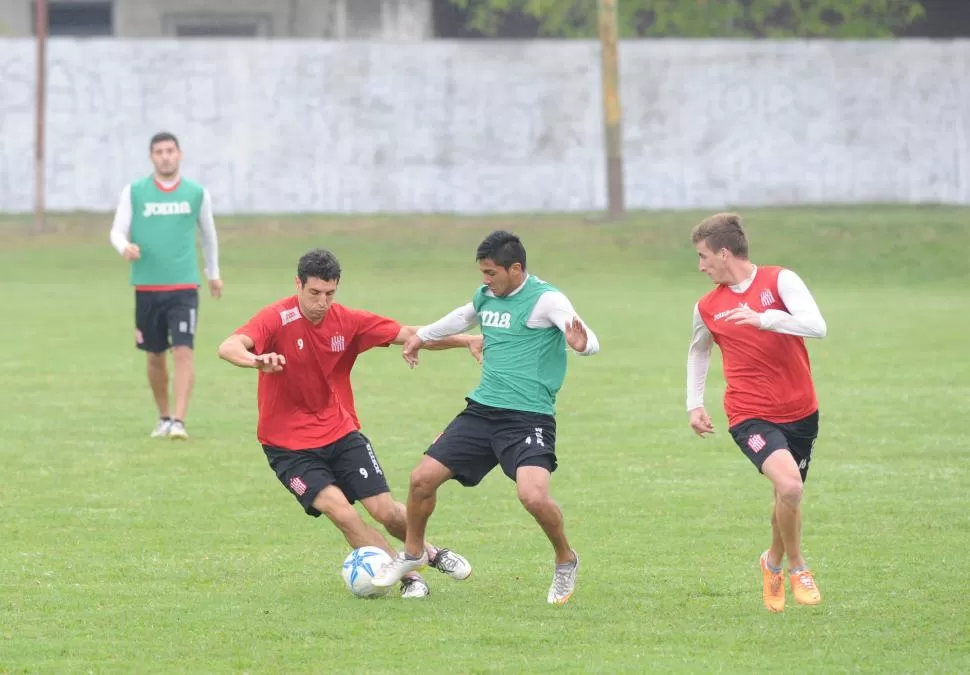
476, 230, 526, 270
691, 212, 749, 259
150, 131, 180, 151
297, 248, 341, 284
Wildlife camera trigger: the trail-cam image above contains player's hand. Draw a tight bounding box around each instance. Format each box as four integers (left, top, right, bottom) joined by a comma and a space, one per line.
721, 306, 762, 328
208, 279, 223, 299
122, 244, 141, 261
467, 335, 484, 365
689, 407, 715, 437
252, 352, 286, 373
565, 317, 588, 353
402, 334, 424, 368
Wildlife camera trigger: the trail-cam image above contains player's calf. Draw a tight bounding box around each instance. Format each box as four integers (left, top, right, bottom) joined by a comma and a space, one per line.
360, 496, 472, 582
314, 487, 397, 556
361, 494, 408, 541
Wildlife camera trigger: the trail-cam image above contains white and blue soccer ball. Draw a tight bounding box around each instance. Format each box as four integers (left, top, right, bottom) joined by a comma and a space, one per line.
341, 546, 393, 598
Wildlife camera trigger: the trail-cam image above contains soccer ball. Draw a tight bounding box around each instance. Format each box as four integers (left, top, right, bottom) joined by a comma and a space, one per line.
341, 546, 393, 598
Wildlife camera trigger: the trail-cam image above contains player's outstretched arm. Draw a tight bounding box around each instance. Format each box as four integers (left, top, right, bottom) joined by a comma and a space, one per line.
217, 334, 285, 373
401, 303, 478, 367
395, 326, 480, 350
395, 327, 483, 366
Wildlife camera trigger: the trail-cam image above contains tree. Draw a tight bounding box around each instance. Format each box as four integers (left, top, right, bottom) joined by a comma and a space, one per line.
445, 0, 926, 38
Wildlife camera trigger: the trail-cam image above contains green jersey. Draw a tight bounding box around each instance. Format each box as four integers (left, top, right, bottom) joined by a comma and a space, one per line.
127, 176, 206, 287
468, 275, 567, 416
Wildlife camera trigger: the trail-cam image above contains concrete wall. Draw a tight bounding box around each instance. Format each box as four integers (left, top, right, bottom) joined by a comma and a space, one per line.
0, 39, 967, 214
0, 0, 432, 39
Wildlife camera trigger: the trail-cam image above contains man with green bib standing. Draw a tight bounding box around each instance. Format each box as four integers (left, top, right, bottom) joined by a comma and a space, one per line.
372, 230, 599, 606
109, 132, 223, 440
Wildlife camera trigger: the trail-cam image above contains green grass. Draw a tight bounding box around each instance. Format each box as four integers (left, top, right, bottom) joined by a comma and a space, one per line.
1, 206, 968, 674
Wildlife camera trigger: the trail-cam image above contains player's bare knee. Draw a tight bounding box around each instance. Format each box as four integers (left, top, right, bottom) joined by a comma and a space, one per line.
314, 493, 359, 529
517, 483, 550, 514
171, 346, 193, 363
409, 467, 438, 498
774, 478, 803, 507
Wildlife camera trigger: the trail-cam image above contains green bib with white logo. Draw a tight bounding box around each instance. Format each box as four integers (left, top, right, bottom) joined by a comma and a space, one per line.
468, 275, 567, 415
128, 176, 205, 286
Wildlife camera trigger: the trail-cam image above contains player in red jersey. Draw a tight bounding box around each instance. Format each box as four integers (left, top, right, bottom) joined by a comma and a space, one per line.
686, 213, 827, 613
218, 248, 478, 598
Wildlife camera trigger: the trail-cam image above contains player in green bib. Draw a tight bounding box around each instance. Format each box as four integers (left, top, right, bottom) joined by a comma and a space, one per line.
109, 132, 223, 440
372, 230, 600, 605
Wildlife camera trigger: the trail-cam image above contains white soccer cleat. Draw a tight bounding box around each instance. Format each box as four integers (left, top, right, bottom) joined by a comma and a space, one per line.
168, 420, 189, 440
150, 419, 172, 438
547, 549, 579, 606
371, 550, 429, 588
429, 548, 472, 581
400, 574, 430, 599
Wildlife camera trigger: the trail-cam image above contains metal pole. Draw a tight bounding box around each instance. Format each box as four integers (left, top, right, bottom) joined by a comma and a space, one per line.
34, 0, 48, 233
598, 0, 625, 219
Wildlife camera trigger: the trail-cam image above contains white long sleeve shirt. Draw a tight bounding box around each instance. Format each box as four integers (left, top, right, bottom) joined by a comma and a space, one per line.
416, 276, 600, 356
109, 179, 221, 280
686, 266, 826, 411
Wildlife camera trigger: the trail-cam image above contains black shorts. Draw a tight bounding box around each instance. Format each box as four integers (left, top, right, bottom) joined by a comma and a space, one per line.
134, 288, 199, 353
729, 410, 819, 482
263, 431, 390, 517
427, 398, 558, 487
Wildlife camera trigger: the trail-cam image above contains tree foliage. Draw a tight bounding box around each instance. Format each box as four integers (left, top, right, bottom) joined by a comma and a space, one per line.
446, 0, 926, 38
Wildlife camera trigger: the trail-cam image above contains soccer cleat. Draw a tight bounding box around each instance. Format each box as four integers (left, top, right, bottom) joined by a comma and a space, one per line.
168, 420, 189, 440
400, 573, 430, 599
760, 551, 785, 613
790, 569, 822, 605
371, 550, 429, 588
428, 548, 472, 581
547, 549, 579, 606
151, 418, 172, 438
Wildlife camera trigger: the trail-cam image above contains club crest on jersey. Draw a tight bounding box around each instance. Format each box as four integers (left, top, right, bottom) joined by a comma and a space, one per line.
331, 335, 346, 352
760, 289, 776, 308
142, 201, 192, 217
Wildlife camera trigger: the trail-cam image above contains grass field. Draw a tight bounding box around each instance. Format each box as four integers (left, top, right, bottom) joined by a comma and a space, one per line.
1, 206, 968, 674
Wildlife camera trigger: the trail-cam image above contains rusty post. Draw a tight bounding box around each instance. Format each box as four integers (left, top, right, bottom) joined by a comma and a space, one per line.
34, 0, 48, 233
598, 0, 625, 219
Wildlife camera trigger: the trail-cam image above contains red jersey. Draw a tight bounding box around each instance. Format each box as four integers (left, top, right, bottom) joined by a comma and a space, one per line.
697, 265, 817, 427
234, 297, 402, 450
